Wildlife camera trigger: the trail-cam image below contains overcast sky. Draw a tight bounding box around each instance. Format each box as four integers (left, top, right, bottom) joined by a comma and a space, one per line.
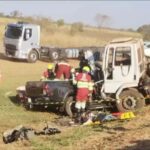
0, 1, 150, 29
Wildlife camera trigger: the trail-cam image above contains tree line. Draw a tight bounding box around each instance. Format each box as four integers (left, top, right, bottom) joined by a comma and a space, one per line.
0, 10, 150, 40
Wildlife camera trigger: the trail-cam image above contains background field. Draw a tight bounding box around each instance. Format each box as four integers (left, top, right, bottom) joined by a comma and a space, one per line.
0, 16, 141, 47
0, 17, 150, 150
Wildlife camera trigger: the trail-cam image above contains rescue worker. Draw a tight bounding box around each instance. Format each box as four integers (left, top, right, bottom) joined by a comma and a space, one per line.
41, 63, 55, 80
55, 58, 71, 80
73, 66, 94, 123
79, 56, 91, 73
84, 49, 95, 75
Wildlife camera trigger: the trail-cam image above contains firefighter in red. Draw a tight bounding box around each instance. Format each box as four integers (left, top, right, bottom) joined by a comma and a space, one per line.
73, 66, 94, 123
55, 59, 71, 80
41, 63, 55, 80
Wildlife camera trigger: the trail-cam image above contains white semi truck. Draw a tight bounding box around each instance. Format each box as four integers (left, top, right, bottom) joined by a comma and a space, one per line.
4, 22, 67, 63
4, 22, 103, 63
4, 22, 42, 63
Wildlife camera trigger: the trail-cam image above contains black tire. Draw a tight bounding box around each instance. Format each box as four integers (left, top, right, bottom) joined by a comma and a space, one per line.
65, 96, 76, 118
50, 50, 59, 61
27, 50, 38, 63
116, 88, 145, 112
24, 102, 33, 111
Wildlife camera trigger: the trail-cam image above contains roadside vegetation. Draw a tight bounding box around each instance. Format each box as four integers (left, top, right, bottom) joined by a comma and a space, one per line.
0, 16, 141, 47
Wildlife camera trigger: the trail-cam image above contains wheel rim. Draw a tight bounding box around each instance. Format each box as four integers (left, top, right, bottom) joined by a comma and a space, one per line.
52, 52, 58, 59
66, 99, 76, 117
122, 96, 137, 110
30, 53, 37, 61
68, 101, 76, 113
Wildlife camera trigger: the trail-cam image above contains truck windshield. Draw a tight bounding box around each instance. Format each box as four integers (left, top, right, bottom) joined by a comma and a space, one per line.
5, 26, 22, 39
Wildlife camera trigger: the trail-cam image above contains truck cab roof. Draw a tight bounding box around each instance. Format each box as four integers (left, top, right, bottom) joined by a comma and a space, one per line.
109, 37, 142, 44
7, 22, 40, 28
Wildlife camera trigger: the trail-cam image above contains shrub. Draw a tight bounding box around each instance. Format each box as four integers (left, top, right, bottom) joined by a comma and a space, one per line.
70, 22, 84, 35
57, 19, 64, 27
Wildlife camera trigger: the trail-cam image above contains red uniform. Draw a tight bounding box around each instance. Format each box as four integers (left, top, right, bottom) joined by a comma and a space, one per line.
42, 70, 55, 80
55, 62, 71, 79
75, 73, 93, 101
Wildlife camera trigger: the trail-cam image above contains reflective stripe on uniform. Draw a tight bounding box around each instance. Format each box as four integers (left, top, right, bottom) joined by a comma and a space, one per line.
88, 82, 94, 91
75, 101, 86, 109
77, 81, 89, 88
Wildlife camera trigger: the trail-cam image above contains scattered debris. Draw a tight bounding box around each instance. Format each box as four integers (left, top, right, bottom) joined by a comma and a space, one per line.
3, 125, 34, 144
3, 124, 61, 144
81, 111, 136, 126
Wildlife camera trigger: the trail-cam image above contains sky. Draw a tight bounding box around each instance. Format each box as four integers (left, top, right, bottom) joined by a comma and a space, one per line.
0, 1, 150, 29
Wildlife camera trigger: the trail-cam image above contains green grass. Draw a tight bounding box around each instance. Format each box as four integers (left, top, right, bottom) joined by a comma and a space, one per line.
30, 126, 94, 150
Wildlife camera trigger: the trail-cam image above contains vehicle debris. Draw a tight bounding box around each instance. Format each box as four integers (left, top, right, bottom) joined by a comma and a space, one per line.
3, 125, 61, 144
81, 111, 136, 126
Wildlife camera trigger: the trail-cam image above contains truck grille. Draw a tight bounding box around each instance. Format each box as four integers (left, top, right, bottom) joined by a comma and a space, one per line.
5, 44, 17, 51
6, 49, 16, 56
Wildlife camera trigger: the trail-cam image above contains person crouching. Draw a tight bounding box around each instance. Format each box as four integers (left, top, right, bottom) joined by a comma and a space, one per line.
41, 63, 55, 81
55, 58, 71, 80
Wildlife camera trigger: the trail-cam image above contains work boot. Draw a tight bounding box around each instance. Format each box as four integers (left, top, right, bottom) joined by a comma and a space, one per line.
75, 109, 82, 124
80, 108, 86, 123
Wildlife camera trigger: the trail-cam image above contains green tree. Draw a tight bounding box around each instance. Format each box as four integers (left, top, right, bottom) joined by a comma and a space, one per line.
57, 19, 64, 27
0, 12, 4, 17
94, 13, 111, 28
137, 25, 150, 40
10, 10, 22, 18
70, 22, 84, 35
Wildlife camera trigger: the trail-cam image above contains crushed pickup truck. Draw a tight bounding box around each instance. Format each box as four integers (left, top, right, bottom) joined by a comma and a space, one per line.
17, 38, 150, 117
17, 80, 76, 117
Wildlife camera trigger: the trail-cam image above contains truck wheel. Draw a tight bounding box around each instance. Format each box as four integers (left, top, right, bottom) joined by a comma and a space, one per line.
50, 50, 59, 60
65, 96, 75, 117
28, 50, 38, 63
117, 89, 145, 112
24, 102, 33, 110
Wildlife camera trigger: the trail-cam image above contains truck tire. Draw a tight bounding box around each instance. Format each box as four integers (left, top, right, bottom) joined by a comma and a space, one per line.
28, 50, 38, 63
50, 50, 59, 60
24, 102, 34, 111
65, 96, 75, 118
117, 89, 145, 112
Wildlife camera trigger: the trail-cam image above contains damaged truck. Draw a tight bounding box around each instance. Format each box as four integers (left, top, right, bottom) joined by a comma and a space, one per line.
17, 38, 150, 117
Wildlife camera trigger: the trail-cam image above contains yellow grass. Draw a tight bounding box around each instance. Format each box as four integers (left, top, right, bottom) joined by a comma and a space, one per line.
0, 16, 141, 47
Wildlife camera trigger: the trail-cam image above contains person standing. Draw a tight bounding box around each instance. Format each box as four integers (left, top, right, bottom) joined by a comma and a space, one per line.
84, 49, 95, 75
73, 66, 94, 123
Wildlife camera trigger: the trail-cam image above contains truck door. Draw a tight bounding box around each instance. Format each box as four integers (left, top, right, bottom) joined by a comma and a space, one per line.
21, 28, 33, 53
104, 46, 134, 93
113, 47, 133, 82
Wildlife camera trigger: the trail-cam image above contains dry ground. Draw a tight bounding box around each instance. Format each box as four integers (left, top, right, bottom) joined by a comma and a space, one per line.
0, 45, 150, 150
0, 16, 149, 150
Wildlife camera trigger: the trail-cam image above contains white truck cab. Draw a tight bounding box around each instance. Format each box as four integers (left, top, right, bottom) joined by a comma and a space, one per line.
101, 38, 146, 112
4, 22, 40, 62
103, 38, 145, 94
